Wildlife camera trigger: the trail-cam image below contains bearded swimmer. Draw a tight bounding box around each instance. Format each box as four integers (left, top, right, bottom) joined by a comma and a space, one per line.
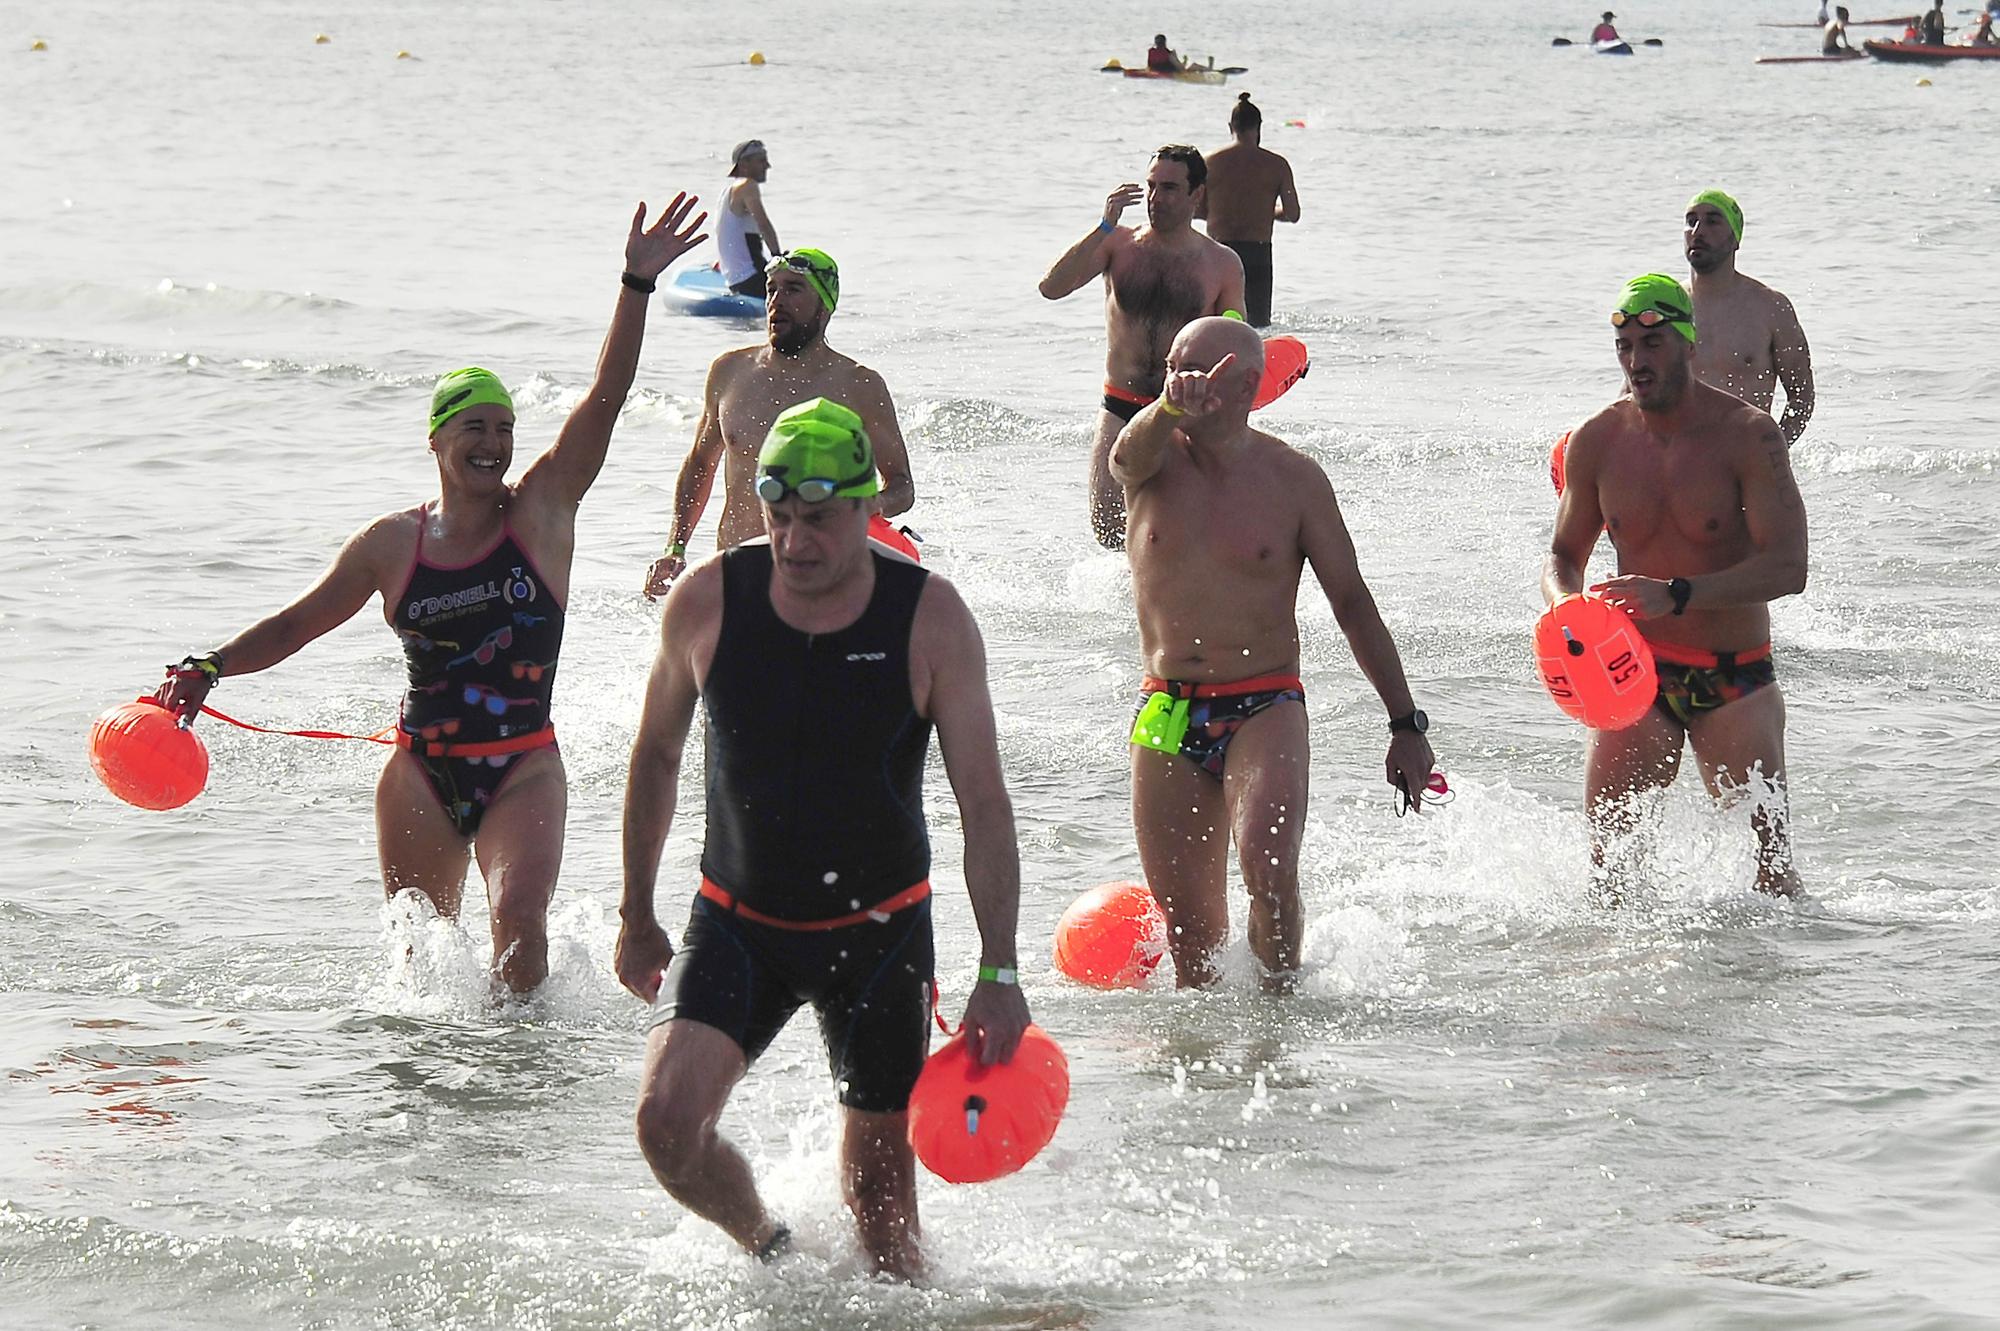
156, 197, 708, 992
1684, 189, 1816, 445
642, 248, 915, 596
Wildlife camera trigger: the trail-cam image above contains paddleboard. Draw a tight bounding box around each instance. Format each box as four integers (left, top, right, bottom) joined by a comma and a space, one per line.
663, 267, 763, 319
1755, 50, 1866, 60
1760, 15, 1916, 25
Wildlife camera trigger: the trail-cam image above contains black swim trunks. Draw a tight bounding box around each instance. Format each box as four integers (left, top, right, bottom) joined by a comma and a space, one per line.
1222, 240, 1274, 326
1102, 385, 1156, 423
652, 892, 935, 1113
1130, 672, 1307, 780
1650, 640, 1777, 729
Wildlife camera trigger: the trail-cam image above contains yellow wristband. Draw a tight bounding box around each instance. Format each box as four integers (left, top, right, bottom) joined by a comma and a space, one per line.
1158, 401, 1185, 417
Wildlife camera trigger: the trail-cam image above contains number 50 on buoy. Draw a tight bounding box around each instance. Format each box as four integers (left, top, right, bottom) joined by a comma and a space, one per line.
1533, 594, 1656, 731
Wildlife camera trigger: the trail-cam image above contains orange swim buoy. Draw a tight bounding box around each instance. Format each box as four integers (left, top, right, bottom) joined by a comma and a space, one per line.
907, 1024, 1069, 1183
1252, 336, 1309, 410
867, 513, 922, 561
1533, 594, 1657, 730
1550, 430, 1570, 495
88, 698, 210, 809
1052, 880, 1168, 988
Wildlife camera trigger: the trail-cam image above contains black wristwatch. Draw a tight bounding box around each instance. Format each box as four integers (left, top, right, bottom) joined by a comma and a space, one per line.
1388, 709, 1429, 735
1668, 577, 1692, 616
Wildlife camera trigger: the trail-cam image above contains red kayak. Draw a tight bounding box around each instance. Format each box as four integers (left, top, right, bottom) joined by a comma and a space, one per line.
1864, 38, 2000, 60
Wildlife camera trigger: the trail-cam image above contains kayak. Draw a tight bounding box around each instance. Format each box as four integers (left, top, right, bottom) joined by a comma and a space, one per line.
1122, 66, 1230, 84
662, 266, 762, 319
1864, 37, 2000, 58
1594, 38, 1634, 53
1754, 50, 1867, 61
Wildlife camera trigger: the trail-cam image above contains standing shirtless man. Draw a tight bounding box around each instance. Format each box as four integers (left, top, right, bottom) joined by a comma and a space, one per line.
1545, 275, 1809, 899
1684, 189, 1816, 444
1200, 94, 1301, 327
1039, 146, 1246, 548
1116, 316, 1434, 988
642, 249, 916, 596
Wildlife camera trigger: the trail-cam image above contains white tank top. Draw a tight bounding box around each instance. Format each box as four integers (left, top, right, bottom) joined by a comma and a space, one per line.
717, 187, 760, 286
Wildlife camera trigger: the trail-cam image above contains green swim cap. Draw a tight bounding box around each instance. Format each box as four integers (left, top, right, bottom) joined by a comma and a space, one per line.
1614, 273, 1697, 345
1687, 188, 1743, 242
765, 247, 840, 312
429, 367, 514, 435
758, 397, 878, 499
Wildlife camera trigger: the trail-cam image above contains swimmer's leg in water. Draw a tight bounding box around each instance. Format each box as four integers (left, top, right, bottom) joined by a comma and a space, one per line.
1089, 408, 1129, 550
1221, 698, 1310, 991
472, 748, 567, 992
635, 1019, 787, 1257
841, 1107, 922, 1279
1686, 685, 1800, 897
1583, 710, 1684, 905
1132, 743, 1230, 986
376, 750, 472, 919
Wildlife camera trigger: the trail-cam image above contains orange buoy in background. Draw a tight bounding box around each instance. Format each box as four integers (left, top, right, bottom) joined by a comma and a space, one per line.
88, 698, 209, 809
1533, 595, 1657, 731
1252, 336, 1309, 410
907, 1024, 1068, 1183
1550, 430, 1570, 495
1052, 880, 1168, 988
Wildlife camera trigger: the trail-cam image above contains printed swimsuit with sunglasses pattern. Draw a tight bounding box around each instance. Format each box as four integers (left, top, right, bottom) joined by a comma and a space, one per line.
391, 505, 564, 835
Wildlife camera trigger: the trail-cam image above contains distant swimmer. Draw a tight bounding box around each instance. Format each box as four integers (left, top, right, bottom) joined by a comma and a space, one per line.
1590, 11, 1622, 42
1822, 6, 1857, 53
1146, 33, 1186, 72
717, 140, 780, 299
620, 400, 1033, 1278
1545, 275, 1809, 900
1115, 317, 1435, 989
1683, 189, 1815, 444
155, 199, 709, 992
642, 248, 915, 596
1199, 94, 1301, 328
1038, 146, 1246, 548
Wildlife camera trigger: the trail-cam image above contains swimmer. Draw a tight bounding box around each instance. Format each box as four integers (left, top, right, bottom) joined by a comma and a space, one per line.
1823, 6, 1857, 53
642, 248, 915, 596
1038, 146, 1246, 548
1146, 33, 1186, 72
1199, 94, 1301, 328
620, 399, 1032, 1278
1683, 189, 1816, 444
1545, 275, 1810, 901
717, 140, 780, 299
1115, 316, 1435, 990
1590, 11, 1622, 42
155, 198, 709, 993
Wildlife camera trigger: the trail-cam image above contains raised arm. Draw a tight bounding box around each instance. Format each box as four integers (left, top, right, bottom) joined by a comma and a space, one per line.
522, 196, 708, 511
615, 561, 717, 1001
853, 367, 916, 520
915, 577, 1030, 1065
1276, 159, 1301, 224
157, 516, 401, 723
1109, 350, 1241, 493
1771, 294, 1815, 445
1543, 424, 1608, 605
642, 357, 732, 598
1038, 184, 1140, 299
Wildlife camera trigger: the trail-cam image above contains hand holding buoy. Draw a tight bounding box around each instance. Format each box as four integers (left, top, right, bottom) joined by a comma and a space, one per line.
907, 1024, 1068, 1183
89, 698, 209, 810
1533, 594, 1656, 730
1053, 880, 1168, 987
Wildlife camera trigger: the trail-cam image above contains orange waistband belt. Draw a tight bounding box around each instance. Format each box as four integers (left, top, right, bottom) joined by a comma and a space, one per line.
395, 726, 558, 760
1103, 383, 1157, 406
698, 876, 932, 931
1644, 640, 1773, 670
1141, 672, 1305, 700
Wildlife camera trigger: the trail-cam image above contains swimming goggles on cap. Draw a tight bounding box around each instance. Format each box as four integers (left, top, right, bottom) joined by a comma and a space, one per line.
755, 470, 875, 503
1610, 305, 1691, 329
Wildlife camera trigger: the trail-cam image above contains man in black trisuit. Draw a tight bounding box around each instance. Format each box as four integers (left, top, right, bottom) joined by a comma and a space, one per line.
616, 397, 1033, 1280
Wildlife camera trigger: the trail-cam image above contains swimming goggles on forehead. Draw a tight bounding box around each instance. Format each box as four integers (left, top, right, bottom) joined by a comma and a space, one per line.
1611, 306, 1690, 329
755, 470, 873, 504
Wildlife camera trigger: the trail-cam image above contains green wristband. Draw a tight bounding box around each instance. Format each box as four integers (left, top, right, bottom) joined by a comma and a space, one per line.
977, 964, 1018, 985
668, 541, 686, 558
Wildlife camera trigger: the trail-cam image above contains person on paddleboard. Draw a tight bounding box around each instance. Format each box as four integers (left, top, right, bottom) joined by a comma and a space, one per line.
642, 247, 917, 596
1038, 146, 1246, 549
717, 140, 781, 299
153, 199, 708, 994
1545, 275, 1809, 901
1822, 6, 1857, 53
619, 399, 1032, 1279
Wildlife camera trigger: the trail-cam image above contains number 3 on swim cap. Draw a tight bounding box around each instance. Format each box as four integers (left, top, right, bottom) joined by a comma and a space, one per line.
1129, 692, 1191, 751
